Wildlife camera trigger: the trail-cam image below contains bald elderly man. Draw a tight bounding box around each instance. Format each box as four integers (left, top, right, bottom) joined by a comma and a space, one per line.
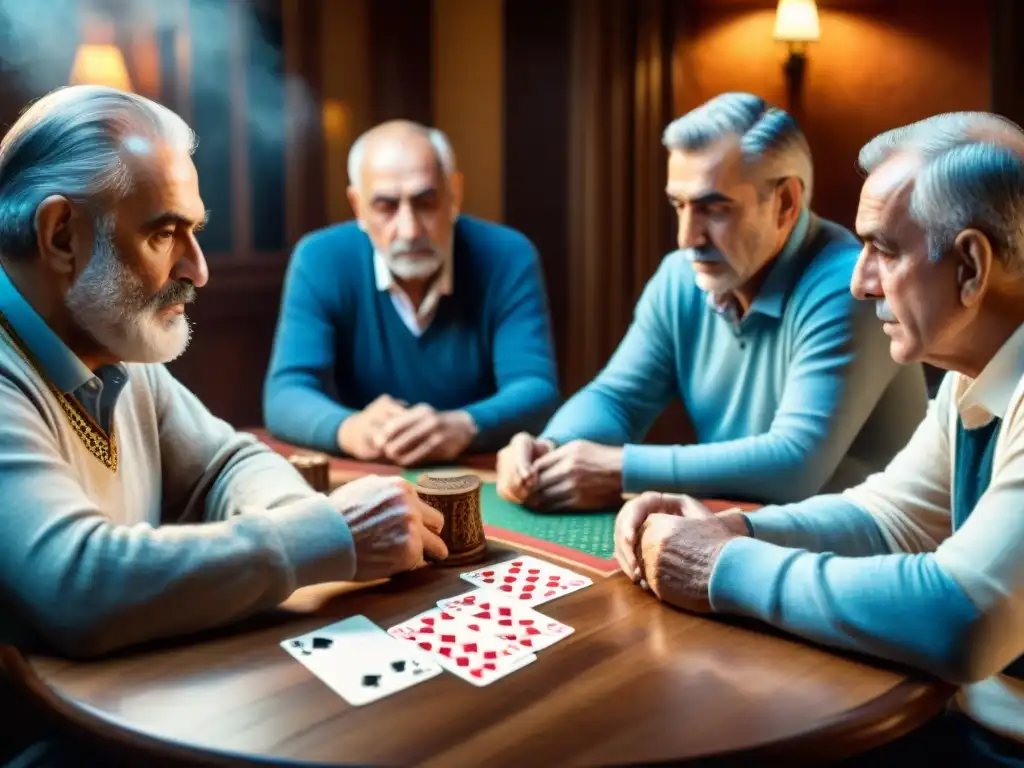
264, 120, 560, 465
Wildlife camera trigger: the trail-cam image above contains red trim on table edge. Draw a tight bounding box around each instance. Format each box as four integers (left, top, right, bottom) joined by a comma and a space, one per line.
248, 428, 760, 577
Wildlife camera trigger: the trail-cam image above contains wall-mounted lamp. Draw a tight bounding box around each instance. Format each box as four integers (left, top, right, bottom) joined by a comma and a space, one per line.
69, 44, 132, 91
774, 0, 820, 114
69, 17, 132, 92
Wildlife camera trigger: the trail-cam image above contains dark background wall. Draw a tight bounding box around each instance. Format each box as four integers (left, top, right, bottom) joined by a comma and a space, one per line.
0, 0, 1006, 429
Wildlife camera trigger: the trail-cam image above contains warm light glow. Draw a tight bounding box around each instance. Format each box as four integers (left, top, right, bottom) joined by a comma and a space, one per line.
774, 0, 821, 42
321, 99, 349, 140
69, 44, 132, 91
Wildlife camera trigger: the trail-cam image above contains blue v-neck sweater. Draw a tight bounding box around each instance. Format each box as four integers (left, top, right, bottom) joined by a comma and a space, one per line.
263, 216, 560, 454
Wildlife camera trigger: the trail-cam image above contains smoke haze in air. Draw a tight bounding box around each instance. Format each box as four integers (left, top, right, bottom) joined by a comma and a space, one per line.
0, 0, 311, 148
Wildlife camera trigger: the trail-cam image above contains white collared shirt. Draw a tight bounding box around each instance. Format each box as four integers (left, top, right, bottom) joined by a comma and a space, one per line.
844, 320, 1024, 742
373, 251, 453, 336
956, 321, 1024, 428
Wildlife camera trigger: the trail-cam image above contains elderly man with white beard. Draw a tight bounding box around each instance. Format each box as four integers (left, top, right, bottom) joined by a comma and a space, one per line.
0, 85, 450, 669
262, 119, 560, 466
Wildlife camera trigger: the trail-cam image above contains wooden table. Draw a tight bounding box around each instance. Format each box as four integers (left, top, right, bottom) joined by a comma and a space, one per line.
4, 543, 953, 767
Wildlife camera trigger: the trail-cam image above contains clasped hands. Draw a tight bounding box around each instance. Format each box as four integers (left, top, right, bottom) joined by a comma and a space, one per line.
338, 394, 477, 466
496, 432, 625, 510
612, 492, 749, 613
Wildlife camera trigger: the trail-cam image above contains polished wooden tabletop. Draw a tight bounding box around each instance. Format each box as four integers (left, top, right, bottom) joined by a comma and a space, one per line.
6, 542, 953, 767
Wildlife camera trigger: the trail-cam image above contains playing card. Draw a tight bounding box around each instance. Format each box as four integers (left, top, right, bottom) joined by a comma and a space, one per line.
281, 615, 443, 706
438, 589, 574, 652
387, 607, 536, 686
460, 555, 593, 606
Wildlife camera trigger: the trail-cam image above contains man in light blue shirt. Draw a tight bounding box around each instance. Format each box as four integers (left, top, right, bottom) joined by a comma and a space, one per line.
497, 93, 928, 510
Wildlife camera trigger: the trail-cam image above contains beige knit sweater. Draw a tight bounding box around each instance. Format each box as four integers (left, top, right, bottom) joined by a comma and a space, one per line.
0, 338, 356, 658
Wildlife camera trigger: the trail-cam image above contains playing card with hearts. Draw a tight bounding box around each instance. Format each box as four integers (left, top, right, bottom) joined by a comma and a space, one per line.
460, 555, 593, 606
280, 615, 444, 706
438, 589, 574, 652
386, 607, 536, 686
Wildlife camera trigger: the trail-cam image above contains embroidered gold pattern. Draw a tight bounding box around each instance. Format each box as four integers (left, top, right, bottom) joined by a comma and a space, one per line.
0, 312, 118, 471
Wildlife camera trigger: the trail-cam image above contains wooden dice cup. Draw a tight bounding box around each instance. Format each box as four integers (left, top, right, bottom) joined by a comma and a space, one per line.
288, 453, 330, 494
414, 471, 487, 566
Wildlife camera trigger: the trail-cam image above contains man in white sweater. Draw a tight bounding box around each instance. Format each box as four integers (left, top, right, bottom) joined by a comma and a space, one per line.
0, 86, 449, 763
615, 112, 1024, 763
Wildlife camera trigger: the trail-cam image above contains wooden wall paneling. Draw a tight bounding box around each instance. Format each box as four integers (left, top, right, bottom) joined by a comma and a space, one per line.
167, 260, 290, 427
319, 0, 372, 225
367, 0, 433, 125
633, 0, 677, 292
564, 0, 693, 444
155, 0, 190, 116
227, 0, 252, 259
502, 0, 572, 395
992, 0, 1024, 125
566, 0, 634, 396
284, 0, 327, 245
188, 0, 233, 254
247, 0, 287, 252
433, 0, 504, 222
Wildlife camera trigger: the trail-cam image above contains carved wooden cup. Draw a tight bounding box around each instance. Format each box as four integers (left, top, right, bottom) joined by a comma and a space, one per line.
288, 453, 331, 494
414, 471, 487, 566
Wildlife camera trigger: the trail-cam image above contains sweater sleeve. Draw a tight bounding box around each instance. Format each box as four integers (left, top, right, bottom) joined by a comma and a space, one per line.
0, 373, 355, 658
709, 538, 987, 684
622, 254, 912, 502
710, 378, 1024, 685
745, 495, 893, 557
541, 258, 678, 446
262, 235, 355, 454
462, 242, 561, 449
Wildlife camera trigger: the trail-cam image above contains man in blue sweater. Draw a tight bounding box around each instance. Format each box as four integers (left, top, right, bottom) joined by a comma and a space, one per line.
263, 121, 559, 465
497, 93, 928, 510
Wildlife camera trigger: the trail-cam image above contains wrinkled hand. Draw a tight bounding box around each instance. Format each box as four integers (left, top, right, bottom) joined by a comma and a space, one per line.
615, 493, 749, 580
338, 395, 408, 460
496, 432, 555, 503
377, 404, 477, 467
630, 495, 745, 613
329, 475, 448, 581
523, 439, 623, 511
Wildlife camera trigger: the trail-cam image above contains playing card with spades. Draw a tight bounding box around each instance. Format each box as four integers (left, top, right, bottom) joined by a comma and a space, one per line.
280, 615, 443, 706
438, 588, 575, 652
460, 555, 593, 606
387, 607, 536, 686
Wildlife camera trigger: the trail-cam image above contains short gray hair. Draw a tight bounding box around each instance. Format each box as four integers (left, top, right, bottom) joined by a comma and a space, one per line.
347, 122, 457, 190
859, 112, 1024, 270
0, 85, 196, 260
662, 92, 814, 205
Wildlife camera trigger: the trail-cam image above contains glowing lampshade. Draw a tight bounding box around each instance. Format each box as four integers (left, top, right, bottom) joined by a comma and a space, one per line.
774, 0, 821, 43
69, 43, 132, 91
322, 99, 349, 141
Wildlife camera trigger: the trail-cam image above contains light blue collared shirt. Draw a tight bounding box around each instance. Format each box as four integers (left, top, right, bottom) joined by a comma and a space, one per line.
0, 267, 129, 434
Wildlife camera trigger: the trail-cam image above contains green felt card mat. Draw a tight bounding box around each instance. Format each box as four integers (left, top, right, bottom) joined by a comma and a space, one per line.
403, 470, 618, 561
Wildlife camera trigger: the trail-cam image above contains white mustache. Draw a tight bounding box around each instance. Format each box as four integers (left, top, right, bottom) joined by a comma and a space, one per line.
389, 240, 439, 258
680, 247, 726, 264
875, 300, 897, 322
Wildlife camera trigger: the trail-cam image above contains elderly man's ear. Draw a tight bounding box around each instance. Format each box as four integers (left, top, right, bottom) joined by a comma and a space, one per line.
952, 228, 994, 308
35, 195, 87, 277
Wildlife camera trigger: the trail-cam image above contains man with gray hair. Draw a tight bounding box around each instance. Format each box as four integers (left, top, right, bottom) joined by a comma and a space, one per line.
498, 93, 926, 510
616, 111, 1024, 762
263, 119, 559, 465
0, 85, 452, 764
